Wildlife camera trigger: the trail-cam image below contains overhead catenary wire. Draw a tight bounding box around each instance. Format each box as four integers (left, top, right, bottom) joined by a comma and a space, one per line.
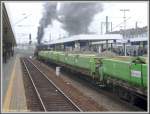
111, 17, 131, 31
14, 14, 32, 25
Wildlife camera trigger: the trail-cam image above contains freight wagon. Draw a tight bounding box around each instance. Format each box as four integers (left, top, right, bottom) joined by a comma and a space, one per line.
37, 50, 147, 107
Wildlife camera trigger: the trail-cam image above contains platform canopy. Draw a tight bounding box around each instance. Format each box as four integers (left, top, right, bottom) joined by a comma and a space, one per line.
49, 34, 123, 45
3, 3, 16, 46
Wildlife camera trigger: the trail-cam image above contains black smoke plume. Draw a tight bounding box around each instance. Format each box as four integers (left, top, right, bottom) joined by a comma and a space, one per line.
37, 2, 57, 44
58, 2, 103, 35
37, 2, 103, 43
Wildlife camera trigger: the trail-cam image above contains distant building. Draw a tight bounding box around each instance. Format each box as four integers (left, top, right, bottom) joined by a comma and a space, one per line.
108, 26, 148, 45
108, 26, 148, 56
108, 26, 148, 38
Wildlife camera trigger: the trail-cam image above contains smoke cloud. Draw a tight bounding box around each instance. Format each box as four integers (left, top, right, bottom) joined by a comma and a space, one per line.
37, 2, 103, 43
37, 2, 57, 43
58, 2, 103, 35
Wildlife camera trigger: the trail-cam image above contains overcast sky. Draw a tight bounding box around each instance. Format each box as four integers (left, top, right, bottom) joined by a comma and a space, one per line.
4, 1, 148, 44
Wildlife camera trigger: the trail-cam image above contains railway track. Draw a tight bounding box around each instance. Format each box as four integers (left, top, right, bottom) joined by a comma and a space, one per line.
21, 57, 81, 112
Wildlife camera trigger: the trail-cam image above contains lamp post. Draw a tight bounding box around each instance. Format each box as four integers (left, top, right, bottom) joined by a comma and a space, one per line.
120, 9, 130, 56
120, 9, 130, 31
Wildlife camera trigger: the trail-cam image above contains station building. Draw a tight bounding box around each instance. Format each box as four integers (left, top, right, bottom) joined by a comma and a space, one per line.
107, 26, 148, 56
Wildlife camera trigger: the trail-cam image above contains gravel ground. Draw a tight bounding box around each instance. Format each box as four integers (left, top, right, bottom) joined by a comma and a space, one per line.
32, 59, 107, 111
57, 71, 139, 111
32, 59, 143, 112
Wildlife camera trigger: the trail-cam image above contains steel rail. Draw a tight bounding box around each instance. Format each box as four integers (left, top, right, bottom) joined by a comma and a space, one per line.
27, 58, 82, 112
23, 58, 82, 112
22, 59, 47, 111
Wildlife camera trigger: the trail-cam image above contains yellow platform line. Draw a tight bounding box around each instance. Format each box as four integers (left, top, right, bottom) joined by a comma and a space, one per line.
3, 58, 18, 112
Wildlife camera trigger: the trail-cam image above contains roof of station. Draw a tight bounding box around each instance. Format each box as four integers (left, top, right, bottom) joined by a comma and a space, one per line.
49, 34, 123, 45
129, 37, 148, 42
117, 36, 148, 43
3, 3, 16, 45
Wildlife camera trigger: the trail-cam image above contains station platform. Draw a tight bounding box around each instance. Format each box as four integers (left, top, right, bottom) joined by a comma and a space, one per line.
2, 53, 28, 112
